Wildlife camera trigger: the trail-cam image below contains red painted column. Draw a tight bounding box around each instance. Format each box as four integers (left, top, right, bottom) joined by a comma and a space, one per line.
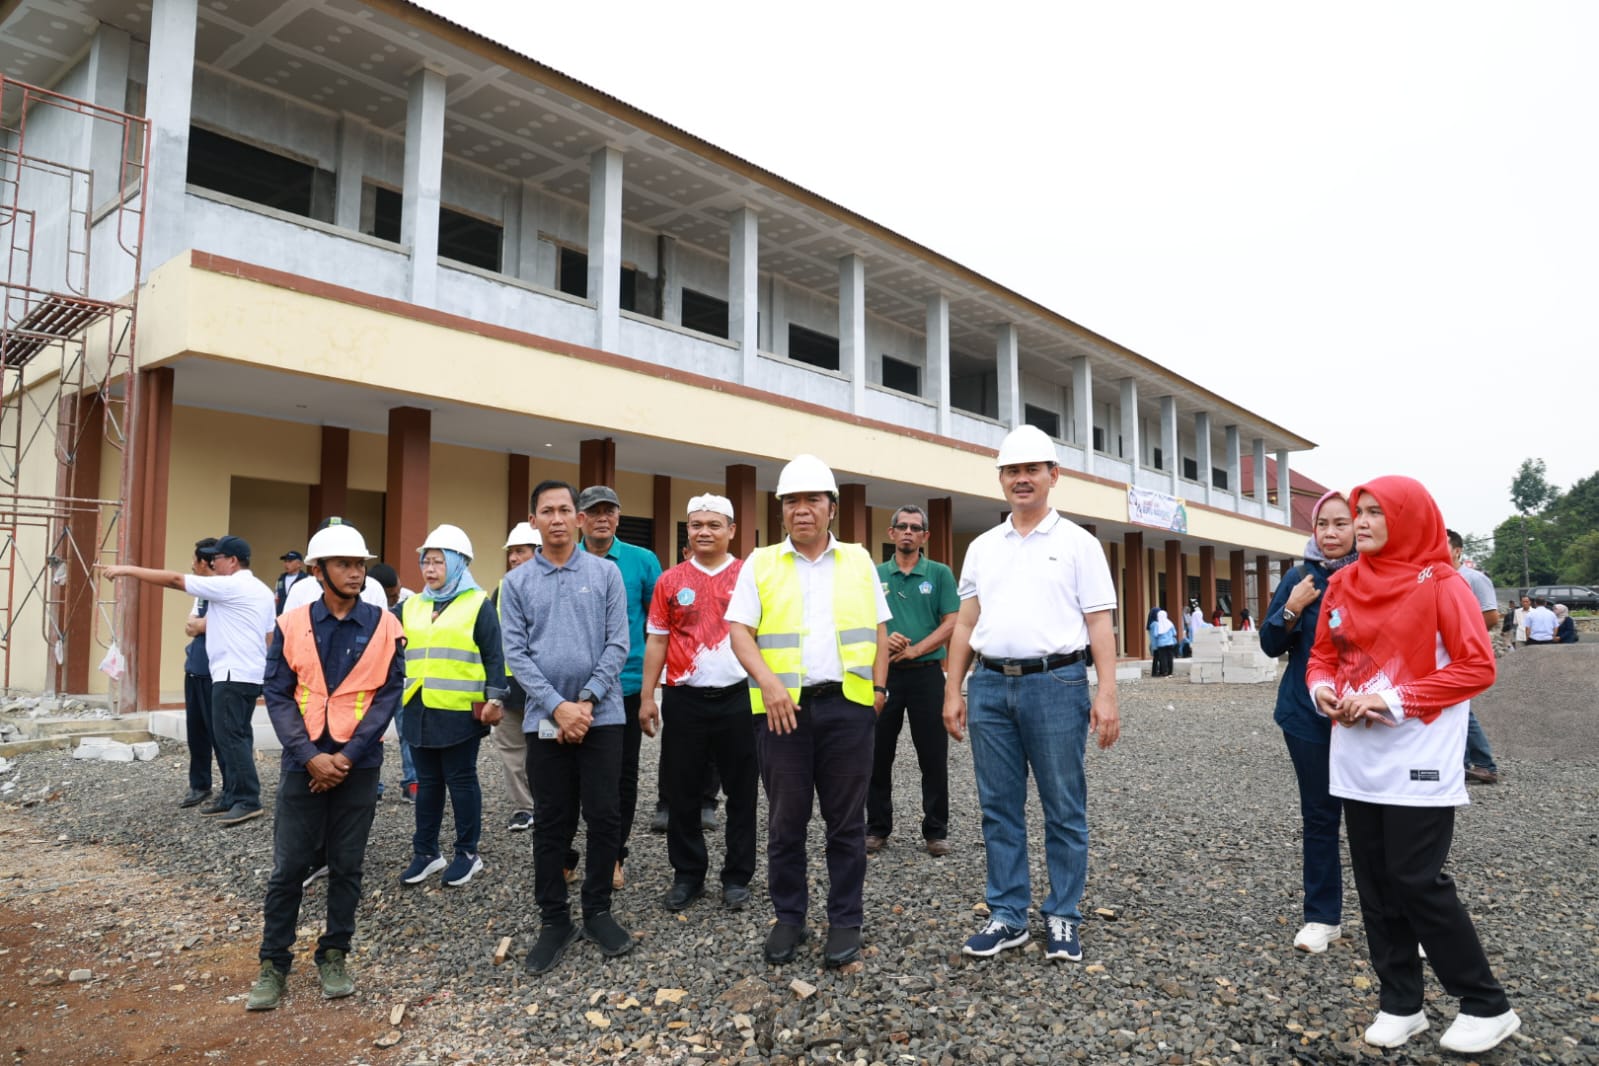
839, 483, 867, 546
927, 497, 954, 566
726, 464, 757, 559
1229, 549, 1247, 621
1123, 531, 1145, 659
1256, 554, 1270, 623
308, 425, 350, 538
128, 367, 175, 711
384, 407, 431, 577
652, 474, 673, 567
59, 392, 104, 695
579, 437, 616, 490
1165, 539, 1184, 641
507, 454, 531, 532
1199, 546, 1217, 621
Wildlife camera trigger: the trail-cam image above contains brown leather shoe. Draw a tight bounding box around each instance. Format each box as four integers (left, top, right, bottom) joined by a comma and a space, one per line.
865, 834, 887, 854
925, 838, 951, 857
1465, 766, 1499, 785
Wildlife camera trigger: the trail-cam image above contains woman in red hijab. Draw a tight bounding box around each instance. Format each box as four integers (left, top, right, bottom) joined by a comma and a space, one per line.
1307, 476, 1518, 1055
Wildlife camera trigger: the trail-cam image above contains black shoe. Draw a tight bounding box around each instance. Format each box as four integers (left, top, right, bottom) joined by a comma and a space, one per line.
763, 922, 808, 964
663, 880, 705, 912
721, 883, 752, 911
199, 799, 230, 816
823, 925, 862, 968
583, 911, 634, 957
179, 787, 212, 809
219, 805, 265, 827
524, 922, 580, 975
649, 806, 669, 833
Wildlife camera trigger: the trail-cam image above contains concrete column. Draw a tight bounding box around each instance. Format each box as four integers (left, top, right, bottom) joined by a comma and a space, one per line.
82, 24, 131, 211
770, 280, 788, 357
767, 491, 783, 547
1119, 377, 1140, 466
1225, 425, 1242, 501
58, 392, 105, 693
1228, 549, 1247, 620
1255, 553, 1270, 623
839, 483, 867, 546
1160, 395, 1179, 492
926, 293, 951, 435
507, 454, 531, 532
996, 325, 1020, 428
1252, 438, 1269, 513
514, 183, 543, 285
1071, 356, 1093, 450
1108, 541, 1122, 654
384, 408, 431, 576
126, 367, 175, 710
658, 235, 681, 326
729, 207, 759, 382
652, 475, 673, 568
308, 426, 350, 538
840, 254, 866, 412
142, 0, 199, 278
1279, 558, 1292, 580
927, 497, 953, 566
1275, 449, 1292, 524
579, 438, 616, 490
402, 65, 446, 305
726, 464, 757, 559
334, 114, 366, 231
1194, 412, 1213, 503
1165, 540, 1185, 641
1123, 531, 1145, 659
588, 146, 624, 351
1199, 546, 1217, 618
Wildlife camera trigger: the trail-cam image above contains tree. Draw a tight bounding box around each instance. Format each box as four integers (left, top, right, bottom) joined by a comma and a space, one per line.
1559, 530, 1599, 586
1484, 515, 1558, 587
1509, 458, 1558, 586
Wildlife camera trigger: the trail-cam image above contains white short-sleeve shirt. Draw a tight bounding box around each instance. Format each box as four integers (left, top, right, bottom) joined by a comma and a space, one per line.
958, 510, 1116, 659
183, 569, 276, 684
726, 535, 892, 684
282, 573, 389, 614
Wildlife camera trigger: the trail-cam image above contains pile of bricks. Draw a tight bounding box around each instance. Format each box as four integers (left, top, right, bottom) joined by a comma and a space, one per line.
1181, 627, 1279, 685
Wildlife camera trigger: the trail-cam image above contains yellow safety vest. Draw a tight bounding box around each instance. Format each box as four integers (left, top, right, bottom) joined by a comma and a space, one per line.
402, 589, 488, 710
748, 542, 879, 714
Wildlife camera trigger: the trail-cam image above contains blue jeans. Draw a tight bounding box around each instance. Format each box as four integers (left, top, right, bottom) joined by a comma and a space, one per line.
967, 661, 1090, 928
394, 702, 416, 788
1282, 731, 1344, 925
1463, 711, 1497, 773
410, 735, 482, 858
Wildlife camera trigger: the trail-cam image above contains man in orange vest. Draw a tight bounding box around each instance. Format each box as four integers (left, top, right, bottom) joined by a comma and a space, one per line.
246, 520, 406, 1011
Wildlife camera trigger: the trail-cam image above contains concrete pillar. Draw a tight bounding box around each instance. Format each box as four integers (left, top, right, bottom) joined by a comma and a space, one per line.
1108, 540, 1122, 654
767, 491, 783, 548
1279, 558, 1292, 580
1071, 356, 1093, 450
996, 324, 1020, 429
839, 483, 867, 546
770, 280, 788, 356
1199, 546, 1217, 618
1255, 554, 1270, 623
308, 426, 350, 539
1194, 412, 1213, 503
926, 293, 951, 435
1123, 531, 1145, 659
588, 146, 624, 351
142, 0, 199, 278
507, 454, 531, 532
1119, 378, 1140, 466
1228, 549, 1247, 619
1165, 540, 1184, 641
927, 496, 953, 566
512, 183, 541, 284
83, 24, 131, 212
59, 392, 105, 694
652, 475, 673, 568
726, 464, 757, 559
1276, 449, 1292, 524
1225, 425, 1242, 501
729, 207, 759, 382
658, 236, 681, 326
402, 65, 446, 305
840, 254, 866, 412
384, 408, 430, 576
127, 367, 176, 711
334, 114, 366, 231
579, 438, 616, 490
1160, 395, 1179, 493
1252, 437, 1269, 513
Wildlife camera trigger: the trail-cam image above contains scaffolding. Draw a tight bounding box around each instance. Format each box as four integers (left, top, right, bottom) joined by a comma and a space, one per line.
0, 75, 149, 706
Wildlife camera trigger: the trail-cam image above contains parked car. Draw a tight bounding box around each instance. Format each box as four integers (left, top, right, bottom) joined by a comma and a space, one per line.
1522, 585, 1599, 611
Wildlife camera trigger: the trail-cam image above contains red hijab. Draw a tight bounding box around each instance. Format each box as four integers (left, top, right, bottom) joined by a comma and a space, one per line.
1324, 475, 1458, 690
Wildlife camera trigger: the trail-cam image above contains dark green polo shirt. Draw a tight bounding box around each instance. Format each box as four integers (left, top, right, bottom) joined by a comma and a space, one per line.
878, 554, 960, 662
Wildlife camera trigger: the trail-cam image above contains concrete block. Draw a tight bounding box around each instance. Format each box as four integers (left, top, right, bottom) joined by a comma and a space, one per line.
132, 741, 160, 761
1170, 660, 1193, 677
99, 741, 135, 762
1189, 662, 1224, 683
1223, 665, 1276, 684
73, 736, 112, 758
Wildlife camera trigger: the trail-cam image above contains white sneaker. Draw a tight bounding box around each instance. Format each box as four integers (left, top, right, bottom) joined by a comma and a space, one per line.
1439, 1009, 1520, 1054
1364, 1010, 1428, 1048
1293, 922, 1342, 954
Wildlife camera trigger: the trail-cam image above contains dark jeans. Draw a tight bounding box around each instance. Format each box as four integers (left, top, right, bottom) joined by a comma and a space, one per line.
1464, 710, 1498, 772
528, 723, 623, 924
866, 664, 948, 841
258, 767, 380, 972
183, 671, 216, 793
410, 735, 482, 858
210, 681, 262, 812
1282, 731, 1343, 925
619, 692, 641, 864
757, 692, 876, 927
1343, 799, 1511, 1017
660, 685, 757, 888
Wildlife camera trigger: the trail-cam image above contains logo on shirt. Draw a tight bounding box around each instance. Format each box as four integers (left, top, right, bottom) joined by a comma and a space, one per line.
677, 587, 696, 606
918, 581, 933, 595
1328, 609, 1342, 629
1408, 769, 1440, 782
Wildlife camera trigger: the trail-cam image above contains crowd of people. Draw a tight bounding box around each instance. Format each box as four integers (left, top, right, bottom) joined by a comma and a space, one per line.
98, 430, 1527, 1055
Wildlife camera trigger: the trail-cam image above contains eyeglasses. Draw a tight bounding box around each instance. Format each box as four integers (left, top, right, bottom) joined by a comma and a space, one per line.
891, 523, 926, 533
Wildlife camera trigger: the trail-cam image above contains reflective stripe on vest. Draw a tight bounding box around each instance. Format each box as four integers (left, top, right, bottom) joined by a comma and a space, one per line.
747, 542, 879, 714
278, 604, 405, 743
402, 589, 488, 710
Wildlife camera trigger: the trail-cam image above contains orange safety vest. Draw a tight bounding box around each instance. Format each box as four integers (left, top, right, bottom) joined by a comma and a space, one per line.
278, 604, 405, 743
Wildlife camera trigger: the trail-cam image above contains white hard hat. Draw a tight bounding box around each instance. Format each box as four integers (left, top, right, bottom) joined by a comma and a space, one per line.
774, 454, 839, 498
304, 523, 374, 565
995, 424, 1059, 468
504, 522, 542, 549
418, 523, 474, 561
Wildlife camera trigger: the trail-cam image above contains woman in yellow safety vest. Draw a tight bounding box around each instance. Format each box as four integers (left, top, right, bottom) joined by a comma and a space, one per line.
397, 524, 507, 888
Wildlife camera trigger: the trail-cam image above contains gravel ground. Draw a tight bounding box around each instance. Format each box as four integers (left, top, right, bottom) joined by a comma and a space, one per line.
3, 656, 1597, 1066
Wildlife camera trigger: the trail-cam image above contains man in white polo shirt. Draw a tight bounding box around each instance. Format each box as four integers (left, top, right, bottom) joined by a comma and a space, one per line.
943, 424, 1121, 964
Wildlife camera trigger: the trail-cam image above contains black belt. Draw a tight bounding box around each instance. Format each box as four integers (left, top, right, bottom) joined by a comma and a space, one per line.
977, 650, 1087, 676
799, 682, 843, 701
890, 660, 943, 672
680, 681, 747, 700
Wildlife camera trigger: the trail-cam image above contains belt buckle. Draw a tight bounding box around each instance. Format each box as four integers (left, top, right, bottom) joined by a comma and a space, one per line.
1001, 662, 1023, 677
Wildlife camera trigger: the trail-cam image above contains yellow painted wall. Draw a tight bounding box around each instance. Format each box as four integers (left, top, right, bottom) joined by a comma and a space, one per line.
426, 441, 509, 592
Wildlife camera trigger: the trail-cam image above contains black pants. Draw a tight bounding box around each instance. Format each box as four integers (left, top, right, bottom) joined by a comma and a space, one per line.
183, 671, 216, 793
656, 760, 721, 811
866, 664, 948, 841
1152, 646, 1175, 676
660, 685, 757, 888
619, 692, 641, 864
528, 723, 622, 925
258, 767, 380, 972
1343, 799, 1511, 1017
211, 681, 262, 811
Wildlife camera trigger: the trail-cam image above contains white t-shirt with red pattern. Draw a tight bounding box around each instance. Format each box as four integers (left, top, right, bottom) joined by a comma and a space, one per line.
646, 556, 747, 688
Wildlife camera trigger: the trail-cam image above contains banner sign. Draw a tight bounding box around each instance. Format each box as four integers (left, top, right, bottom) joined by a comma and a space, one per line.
1128, 485, 1188, 534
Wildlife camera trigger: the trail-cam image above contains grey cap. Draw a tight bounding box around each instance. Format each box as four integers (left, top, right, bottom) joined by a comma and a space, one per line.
577, 485, 621, 512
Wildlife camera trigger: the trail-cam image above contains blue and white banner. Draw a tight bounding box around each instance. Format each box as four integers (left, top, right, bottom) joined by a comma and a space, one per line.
1128, 486, 1189, 534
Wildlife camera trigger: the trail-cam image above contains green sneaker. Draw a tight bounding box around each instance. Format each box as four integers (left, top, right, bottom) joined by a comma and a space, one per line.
316, 949, 355, 999
246, 961, 287, 1011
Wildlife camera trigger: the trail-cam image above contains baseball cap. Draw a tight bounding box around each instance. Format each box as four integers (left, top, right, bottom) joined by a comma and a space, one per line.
213, 535, 251, 560
280, 550, 304, 562
577, 485, 621, 511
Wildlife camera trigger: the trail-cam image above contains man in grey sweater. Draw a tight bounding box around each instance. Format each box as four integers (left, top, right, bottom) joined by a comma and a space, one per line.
500, 479, 631, 975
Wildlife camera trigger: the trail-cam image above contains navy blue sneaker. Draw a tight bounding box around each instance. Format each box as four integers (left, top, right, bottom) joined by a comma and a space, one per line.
962, 919, 1028, 957
1045, 915, 1082, 961
442, 852, 483, 886
401, 854, 446, 884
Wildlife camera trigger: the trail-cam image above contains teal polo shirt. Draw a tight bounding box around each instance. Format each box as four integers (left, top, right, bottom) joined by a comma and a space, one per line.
582, 538, 661, 696
878, 554, 960, 662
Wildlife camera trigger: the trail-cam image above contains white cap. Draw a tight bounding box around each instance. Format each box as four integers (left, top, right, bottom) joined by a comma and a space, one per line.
774, 454, 839, 498
418, 523, 474, 561
304, 523, 374, 565
686, 494, 734, 521
995, 424, 1059, 468
503, 522, 542, 549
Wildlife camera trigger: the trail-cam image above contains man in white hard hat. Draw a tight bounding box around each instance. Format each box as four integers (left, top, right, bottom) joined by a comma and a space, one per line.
282, 518, 388, 615
727, 455, 892, 969
246, 521, 406, 1011
491, 522, 542, 831
943, 423, 1120, 965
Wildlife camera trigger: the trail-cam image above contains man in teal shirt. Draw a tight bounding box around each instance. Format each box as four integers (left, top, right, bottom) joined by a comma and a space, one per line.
867, 505, 960, 857
578, 485, 662, 890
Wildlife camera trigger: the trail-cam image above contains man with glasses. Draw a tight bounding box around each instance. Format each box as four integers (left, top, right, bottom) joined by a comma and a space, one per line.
866, 507, 959, 858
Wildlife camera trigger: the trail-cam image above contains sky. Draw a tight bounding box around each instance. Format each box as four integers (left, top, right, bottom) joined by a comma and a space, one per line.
416, 1, 1597, 541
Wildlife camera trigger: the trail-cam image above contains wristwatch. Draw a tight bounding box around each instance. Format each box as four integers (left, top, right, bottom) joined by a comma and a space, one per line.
577, 689, 595, 705
1281, 608, 1297, 624
873, 685, 888, 695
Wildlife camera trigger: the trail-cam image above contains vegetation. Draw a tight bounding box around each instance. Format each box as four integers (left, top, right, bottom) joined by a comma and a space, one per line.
1480, 461, 1599, 587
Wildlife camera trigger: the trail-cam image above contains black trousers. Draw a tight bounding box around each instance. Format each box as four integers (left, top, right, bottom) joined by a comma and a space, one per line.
183, 670, 216, 793
866, 664, 948, 841
527, 724, 622, 925
1152, 646, 1175, 676
258, 767, 380, 972
619, 692, 641, 864
1343, 799, 1511, 1017
211, 681, 262, 811
660, 685, 757, 888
